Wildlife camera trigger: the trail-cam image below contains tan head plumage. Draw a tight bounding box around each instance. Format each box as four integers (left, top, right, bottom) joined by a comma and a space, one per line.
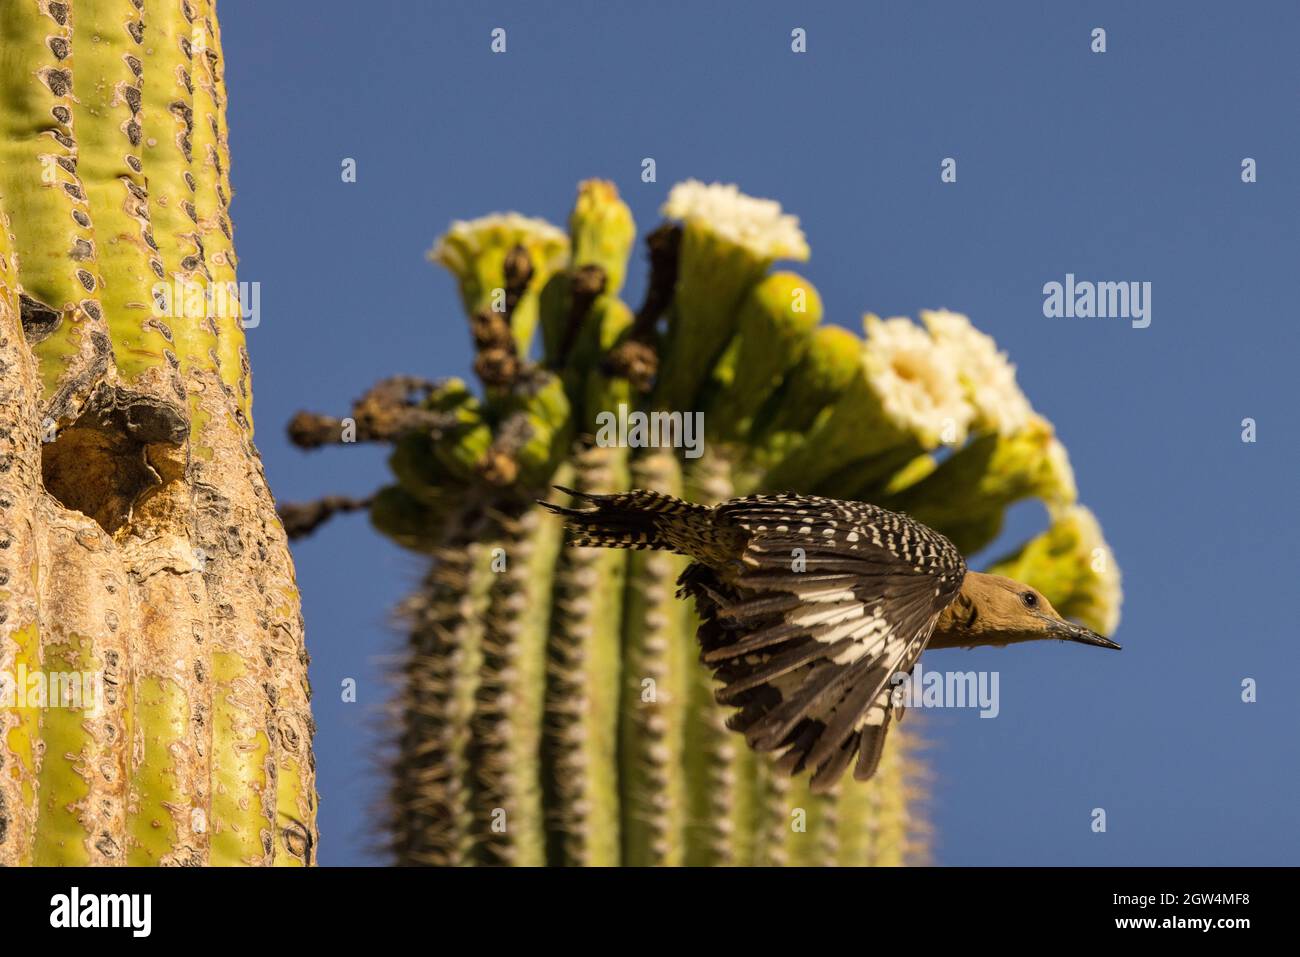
931, 572, 1120, 650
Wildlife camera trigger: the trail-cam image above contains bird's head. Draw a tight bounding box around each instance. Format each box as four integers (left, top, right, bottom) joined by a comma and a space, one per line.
937, 571, 1121, 650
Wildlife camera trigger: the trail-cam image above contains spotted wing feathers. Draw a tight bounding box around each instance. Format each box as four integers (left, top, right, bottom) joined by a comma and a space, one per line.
684, 493, 966, 790
544, 487, 966, 789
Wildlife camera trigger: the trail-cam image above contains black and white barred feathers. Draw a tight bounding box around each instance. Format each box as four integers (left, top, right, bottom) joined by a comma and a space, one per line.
544, 488, 967, 791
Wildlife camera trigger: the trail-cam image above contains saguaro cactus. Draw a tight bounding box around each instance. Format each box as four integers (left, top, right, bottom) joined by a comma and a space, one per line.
0, 0, 314, 865
286, 179, 1122, 866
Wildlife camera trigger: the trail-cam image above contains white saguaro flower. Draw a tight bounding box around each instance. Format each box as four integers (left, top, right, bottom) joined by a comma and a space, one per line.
921, 309, 1033, 437
863, 314, 974, 449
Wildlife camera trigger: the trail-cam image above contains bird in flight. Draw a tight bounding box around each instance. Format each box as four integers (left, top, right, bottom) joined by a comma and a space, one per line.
542, 487, 1120, 792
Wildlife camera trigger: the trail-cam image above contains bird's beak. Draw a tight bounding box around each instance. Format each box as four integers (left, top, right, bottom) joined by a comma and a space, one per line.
1046, 616, 1121, 650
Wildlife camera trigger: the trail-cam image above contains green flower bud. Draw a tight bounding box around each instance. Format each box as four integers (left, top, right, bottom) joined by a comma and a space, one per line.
569, 179, 636, 297
389, 431, 457, 503
707, 272, 823, 440
490, 371, 573, 488
882, 413, 1078, 553
747, 324, 861, 473
369, 484, 452, 552
433, 409, 494, 483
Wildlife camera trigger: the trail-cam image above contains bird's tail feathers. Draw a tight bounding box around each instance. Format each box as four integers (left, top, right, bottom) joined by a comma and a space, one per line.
539, 486, 708, 552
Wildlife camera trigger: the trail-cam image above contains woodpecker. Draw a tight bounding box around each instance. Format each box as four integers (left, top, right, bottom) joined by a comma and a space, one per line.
542, 487, 1120, 791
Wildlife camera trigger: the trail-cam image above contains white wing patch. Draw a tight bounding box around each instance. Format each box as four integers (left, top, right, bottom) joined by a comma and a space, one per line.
682, 493, 965, 790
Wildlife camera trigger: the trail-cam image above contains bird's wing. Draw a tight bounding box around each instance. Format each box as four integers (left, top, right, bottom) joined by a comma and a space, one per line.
680, 493, 965, 791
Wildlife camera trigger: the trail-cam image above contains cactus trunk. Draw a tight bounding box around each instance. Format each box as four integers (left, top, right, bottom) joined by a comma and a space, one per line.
0, 0, 314, 866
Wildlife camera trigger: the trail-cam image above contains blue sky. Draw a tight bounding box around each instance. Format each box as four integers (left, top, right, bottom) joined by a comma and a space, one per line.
219, 0, 1300, 865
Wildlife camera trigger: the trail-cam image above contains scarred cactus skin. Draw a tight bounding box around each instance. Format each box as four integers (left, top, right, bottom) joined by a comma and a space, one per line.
0, 0, 315, 866
286, 178, 1120, 867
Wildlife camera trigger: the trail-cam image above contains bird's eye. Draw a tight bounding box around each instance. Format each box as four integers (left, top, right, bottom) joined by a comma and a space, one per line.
1020, 591, 1039, 609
